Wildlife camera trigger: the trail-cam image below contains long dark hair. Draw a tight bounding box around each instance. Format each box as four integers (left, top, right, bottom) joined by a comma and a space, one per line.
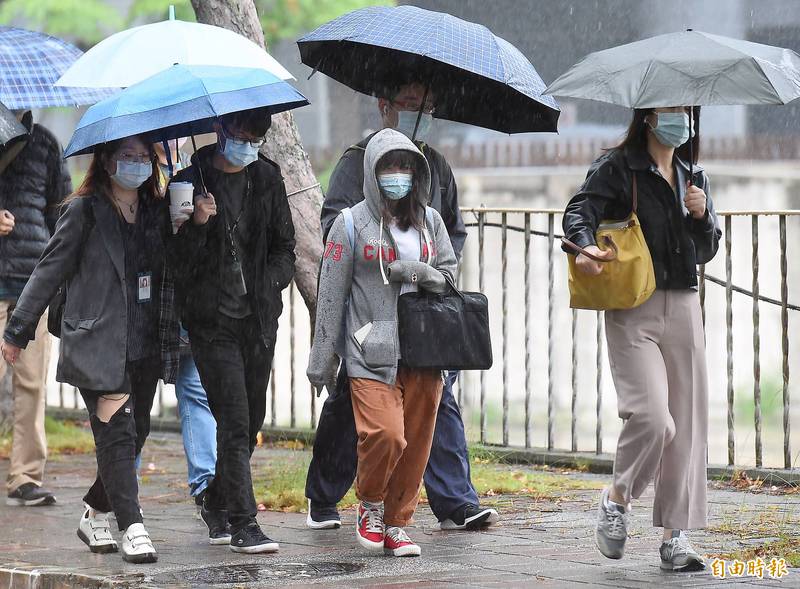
65, 135, 160, 211
613, 106, 701, 164
376, 150, 429, 231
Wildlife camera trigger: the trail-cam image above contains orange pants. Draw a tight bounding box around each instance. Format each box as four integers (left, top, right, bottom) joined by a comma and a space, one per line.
350, 367, 443, 527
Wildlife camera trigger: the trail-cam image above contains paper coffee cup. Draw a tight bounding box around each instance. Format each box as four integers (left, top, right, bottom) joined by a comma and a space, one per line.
169, 181, 194, 210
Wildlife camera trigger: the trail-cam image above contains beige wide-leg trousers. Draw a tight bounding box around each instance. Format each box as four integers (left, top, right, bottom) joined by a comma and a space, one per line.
0, 301, 51, 493
605, 289, 708, 530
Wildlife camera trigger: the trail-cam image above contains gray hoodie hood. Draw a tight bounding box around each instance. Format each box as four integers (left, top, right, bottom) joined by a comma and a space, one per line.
362, 128, 432, 223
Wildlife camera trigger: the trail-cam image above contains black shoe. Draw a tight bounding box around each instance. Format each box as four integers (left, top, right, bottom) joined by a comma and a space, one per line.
200, 499, 232, 545
306, 499, 341, 529
6, 483, 56, 507
230, 522, 279, 554
440, 504, 499, 530
194, 488, 207, 508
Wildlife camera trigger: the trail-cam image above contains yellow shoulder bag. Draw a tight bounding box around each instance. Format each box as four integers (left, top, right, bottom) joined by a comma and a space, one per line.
562, 173, 656, 310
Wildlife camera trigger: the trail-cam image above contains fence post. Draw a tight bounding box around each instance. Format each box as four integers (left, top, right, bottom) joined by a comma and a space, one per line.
725, 215, 735, 466
478, 210, 487, 444
780, 215, 790, 469
752, 215, 762, 468
547, 213, 555, 451
524, 213, 532, 448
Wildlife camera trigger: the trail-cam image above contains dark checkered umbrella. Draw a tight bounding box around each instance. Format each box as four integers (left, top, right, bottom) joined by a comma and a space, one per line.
0, 26, 114, 109
297, 5, 559, 134
0, 100, 27, 174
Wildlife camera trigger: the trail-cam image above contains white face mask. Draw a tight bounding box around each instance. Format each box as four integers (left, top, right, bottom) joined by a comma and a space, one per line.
395, 110, 433, 141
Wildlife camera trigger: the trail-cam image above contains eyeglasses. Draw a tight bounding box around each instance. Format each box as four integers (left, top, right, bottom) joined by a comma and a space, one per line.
116, 152, 152, 164
391, 99, 435, 115
220, 123, 266, 148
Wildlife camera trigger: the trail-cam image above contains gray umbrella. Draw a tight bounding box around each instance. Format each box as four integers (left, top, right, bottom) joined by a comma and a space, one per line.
0, 100, 27, 175
545, 30, 800, 108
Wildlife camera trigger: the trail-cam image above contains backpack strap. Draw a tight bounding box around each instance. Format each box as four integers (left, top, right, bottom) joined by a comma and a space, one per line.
342, 207, 355, 251
425, 206, 434, 230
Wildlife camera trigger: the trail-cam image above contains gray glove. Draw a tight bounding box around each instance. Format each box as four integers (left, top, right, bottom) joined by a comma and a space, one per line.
307, 355, 339, 395
387, 260, 447, 293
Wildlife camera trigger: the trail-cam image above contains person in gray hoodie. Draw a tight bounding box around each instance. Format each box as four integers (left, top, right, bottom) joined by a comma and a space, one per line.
307, 129, 457, 557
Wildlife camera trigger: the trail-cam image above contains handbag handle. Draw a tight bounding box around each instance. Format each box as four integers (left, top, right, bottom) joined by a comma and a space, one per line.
442, 271, 466, 300
561, 235, 619, 262
560, 170, 635, 263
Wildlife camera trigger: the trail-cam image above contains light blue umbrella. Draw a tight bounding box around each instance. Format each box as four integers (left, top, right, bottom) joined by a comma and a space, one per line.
65, 64, 309, 157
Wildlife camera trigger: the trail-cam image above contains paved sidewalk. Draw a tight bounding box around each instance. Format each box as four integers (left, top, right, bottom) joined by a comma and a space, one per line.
1, 432, 797, 588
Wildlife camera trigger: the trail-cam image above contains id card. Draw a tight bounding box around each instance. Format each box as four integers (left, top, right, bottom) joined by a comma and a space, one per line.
137, 272, 152, 303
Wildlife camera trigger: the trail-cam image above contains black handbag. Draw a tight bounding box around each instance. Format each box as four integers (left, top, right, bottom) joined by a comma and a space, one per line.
397, 275, 493, 371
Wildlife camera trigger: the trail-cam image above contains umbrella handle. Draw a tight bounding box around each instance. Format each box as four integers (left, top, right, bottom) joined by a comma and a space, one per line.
688, 107, 694, 186
190, 134, 209, 197
411, 85, 430, 142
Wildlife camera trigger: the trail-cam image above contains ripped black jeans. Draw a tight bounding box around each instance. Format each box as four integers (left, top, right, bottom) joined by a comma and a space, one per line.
79, 358, 160, 531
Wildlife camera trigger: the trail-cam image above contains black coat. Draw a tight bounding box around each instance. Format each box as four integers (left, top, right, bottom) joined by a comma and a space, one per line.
4, 194, 178, 390
0, 120, 72, 282
169, 146, 296, 348
562, 147, 721, 290
320, 134, 467, 257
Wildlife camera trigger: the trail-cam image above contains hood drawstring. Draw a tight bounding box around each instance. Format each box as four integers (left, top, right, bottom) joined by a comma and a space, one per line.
422, 215, 433, 265
378, 218, 390, 286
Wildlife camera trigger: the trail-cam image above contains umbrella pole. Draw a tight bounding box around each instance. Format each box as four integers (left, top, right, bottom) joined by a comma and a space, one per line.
190, 134, 208, 195
688, 107, 694, 186
411, 85, 430, 142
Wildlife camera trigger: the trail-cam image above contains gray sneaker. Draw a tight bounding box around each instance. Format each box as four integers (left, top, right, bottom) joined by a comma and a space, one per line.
659, 531, 706, 571
595, 487, 629, 559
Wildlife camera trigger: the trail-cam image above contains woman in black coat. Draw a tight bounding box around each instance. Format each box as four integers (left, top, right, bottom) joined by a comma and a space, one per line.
1, 134, 179, 564
563, 106, 721, 571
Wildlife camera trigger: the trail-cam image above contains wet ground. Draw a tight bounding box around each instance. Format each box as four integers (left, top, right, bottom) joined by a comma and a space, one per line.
1, 432, 798, 588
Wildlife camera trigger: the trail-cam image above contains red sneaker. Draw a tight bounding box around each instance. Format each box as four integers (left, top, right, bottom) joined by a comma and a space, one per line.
384, 526, 421, 557
356, 501, 384, 551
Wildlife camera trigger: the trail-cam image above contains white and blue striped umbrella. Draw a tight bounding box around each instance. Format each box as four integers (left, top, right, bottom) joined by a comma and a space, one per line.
297, 5, 559, 134
0, 27, 114, 110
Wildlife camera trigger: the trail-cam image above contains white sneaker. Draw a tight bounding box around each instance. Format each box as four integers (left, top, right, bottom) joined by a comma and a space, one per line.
77, 505, 118, 554
121, 523, 157, 564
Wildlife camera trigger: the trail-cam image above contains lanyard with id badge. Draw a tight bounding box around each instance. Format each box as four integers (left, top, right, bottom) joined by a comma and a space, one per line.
224, 170, 250, 296
137, 272, 152, 303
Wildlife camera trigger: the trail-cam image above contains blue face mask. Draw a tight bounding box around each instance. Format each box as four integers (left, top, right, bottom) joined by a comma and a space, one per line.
395, 111, 433, 141
111, 160, 151, 190
220, 137, 260, 168
650, 112, 692, 148
378, 172, 414, 200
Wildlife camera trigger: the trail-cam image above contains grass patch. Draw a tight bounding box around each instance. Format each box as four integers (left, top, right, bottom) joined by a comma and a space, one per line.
251, 441, 602, 513
707, 503, 800, 567
0, 415, 94, 458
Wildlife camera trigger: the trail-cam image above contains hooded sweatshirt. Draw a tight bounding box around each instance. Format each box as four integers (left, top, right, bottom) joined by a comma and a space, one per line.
307, 129, 458, 387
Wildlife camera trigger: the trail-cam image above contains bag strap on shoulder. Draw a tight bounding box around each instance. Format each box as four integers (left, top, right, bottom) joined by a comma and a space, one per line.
631, 171, 638, 213
342, 207, 355, 251
425, 206, 434, 230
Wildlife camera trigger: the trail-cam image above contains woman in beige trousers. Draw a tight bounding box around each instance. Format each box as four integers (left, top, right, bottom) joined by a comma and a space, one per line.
562, 106, 721, 571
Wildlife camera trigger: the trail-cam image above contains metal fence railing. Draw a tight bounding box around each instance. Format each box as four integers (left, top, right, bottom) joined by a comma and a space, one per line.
46, 208, 800, 472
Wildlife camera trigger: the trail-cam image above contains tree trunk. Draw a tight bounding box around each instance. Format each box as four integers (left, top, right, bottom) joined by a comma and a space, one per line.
190, 0, 322, 324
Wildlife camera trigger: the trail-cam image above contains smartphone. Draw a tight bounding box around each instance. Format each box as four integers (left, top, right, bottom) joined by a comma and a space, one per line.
352, 322, 373, 353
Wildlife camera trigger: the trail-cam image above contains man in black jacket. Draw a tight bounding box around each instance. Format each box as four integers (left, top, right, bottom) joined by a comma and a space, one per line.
305, 82, 499, 531
0, 110, 69, 507
170, 107, 295, 553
